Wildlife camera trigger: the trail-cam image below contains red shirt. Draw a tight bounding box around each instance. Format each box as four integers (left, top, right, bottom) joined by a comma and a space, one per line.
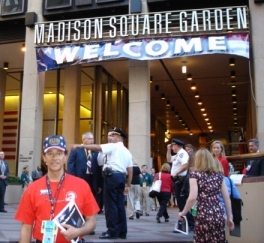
218, 156, 229, 177
154, 172, 173, 193
15, 173, 99, 243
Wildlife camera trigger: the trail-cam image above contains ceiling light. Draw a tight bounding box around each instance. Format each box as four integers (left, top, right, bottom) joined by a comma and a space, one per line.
231, 81, 236, 88
231, 71, 236, 78
155, 85, 159, 91
229, 58, 235, 66
232, 90, 236, 97
175, 112, 179, 117
191, 83, 196, 90
200, 106, 205, 111
205, 118, 209, 121
234, 122, 238, 125
187, 74, 192, 81
182, 61, 187, 73
185, 127, 188, 130
161, 93, 165, 99
171, 106, 175, 111
182, 121, 185, 126
208, 126, 212, 129
234, 117, 237, 120
190, 131, 193, 135
21, 44, 26, 52
150, 76, 153, 83
202, 113, 207, 116
210, 130, 214, 133
166, 100, 170, 106
233, 111, 237, 116
207, 122, 211, 125
197, 99, 202, 105
233, 104, 237, 110
3, 62, 8, 70
194, 92, 199, 98
179, 116, 183, 122
232, 97, 237, 103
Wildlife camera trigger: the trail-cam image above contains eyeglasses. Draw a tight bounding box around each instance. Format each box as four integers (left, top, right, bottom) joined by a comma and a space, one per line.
84, 137, 94, 140
45, 152, 64, 158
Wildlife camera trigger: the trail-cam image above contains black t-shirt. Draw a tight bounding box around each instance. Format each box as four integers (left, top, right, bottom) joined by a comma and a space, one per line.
131, 165, 141, 185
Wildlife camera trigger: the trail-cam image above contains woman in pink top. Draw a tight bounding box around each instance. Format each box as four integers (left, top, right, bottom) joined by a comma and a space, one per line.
154, 163, 174, 223
210, 140, 229, 177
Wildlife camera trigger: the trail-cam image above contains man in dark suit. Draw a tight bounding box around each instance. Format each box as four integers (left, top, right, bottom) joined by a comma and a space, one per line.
67, 131, 102, 204
245, 138, 264, 176
31, 165, 43, 181
0, 151, 9, 213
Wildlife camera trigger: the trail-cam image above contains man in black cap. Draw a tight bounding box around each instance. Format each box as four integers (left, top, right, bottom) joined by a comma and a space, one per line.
73, 127, 133, 239
167, 138, 194, 231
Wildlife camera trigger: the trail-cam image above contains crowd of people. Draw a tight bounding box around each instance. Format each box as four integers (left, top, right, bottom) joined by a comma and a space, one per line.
1, 132, 264, 242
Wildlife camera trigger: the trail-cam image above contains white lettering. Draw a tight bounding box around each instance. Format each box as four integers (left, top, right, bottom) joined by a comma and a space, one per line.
208, 36, 226, 50
94, 19, 103, 39
84, 20, 91, 40
34, 24, 45, 44
123, 42, 141, 57
58, 22, 65, 42
66, 22, 71, 41
237, 7, 247, 29
165, 13, 171, 34
226, 8, 233, 30
120, 16, 128, 37
154, 14, 162, 34
83, 44, 100, 59
214, 9, 223, 31
73, 21, 81, 41
131, 15, 139, 36
174, 37, 202, 54
202, 10, 211, 31
191, 11, 199, 32
103, 43, 119, 56
54, 46, 80, 64
145, 40, 169, 56
47, 23, 54, 43
142, 14, 150, 35
179, 11, 187, 32
109, 17, 117, 38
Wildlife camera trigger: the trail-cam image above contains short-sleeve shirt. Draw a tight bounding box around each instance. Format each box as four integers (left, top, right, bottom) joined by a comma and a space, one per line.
170, 148, 189, 176
15, 174, 99, 243
100, 142, 133, 173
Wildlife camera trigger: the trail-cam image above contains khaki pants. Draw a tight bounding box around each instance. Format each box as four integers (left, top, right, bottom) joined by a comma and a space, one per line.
127, 184, 141, 217
139, 186, 150, 214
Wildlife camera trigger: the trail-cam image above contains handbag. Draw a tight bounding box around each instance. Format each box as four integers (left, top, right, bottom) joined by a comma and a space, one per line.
149, 172, 162, 198
228, 178, 243, 225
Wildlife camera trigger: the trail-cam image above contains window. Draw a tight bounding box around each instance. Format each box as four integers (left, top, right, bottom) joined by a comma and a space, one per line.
76, 0, 92, 6
45, 0, 72, 10
96, 0, 123, 3
0, 0, 24, 16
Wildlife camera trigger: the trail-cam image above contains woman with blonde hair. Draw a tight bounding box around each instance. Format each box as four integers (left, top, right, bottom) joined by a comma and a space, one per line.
210, 140, 229, 177
154, 163, 173, 223
178, 149, 234, 242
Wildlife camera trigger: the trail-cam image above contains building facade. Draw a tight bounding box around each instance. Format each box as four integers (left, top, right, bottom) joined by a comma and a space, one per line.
0, 0, 263, 176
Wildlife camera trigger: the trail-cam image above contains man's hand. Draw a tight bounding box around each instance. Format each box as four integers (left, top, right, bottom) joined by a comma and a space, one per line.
124, 186, 130, 195
167, 144, 172, 150
60, 224, 79, 241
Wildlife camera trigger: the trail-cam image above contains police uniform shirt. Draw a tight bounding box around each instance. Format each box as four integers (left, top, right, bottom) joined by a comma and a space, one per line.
170, 148, 189, 176
100, 142, 133, 173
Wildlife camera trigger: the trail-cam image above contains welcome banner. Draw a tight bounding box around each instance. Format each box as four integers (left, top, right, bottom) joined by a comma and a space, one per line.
36, 33, 249, 72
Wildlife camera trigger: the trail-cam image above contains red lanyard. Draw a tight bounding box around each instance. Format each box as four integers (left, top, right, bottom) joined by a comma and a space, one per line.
46, 173, 65, 220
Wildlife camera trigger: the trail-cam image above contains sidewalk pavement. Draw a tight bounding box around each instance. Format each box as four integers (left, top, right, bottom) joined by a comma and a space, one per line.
0, 204, 193, 243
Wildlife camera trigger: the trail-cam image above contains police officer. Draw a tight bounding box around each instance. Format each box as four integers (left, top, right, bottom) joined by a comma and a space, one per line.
167, 138, 193, 229
73, 127, 133, 239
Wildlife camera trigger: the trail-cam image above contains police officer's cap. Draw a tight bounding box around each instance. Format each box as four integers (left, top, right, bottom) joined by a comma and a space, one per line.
110, 127, 127, 139
171, 138, 185, 147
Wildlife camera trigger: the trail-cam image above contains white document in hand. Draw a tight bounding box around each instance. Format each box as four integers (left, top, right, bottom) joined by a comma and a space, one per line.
53, 200, 85, 243
174, 216, 189, 235
230, 174, 245, 185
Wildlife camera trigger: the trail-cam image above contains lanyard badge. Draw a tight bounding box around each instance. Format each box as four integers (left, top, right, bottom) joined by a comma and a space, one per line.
41, 220, 58, 243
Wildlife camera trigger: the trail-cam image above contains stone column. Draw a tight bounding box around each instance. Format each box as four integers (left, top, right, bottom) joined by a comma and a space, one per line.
128, 0, 151, 169
62, 65, 81, 147
0, 69, 7, 149
17, 0, 45, 175
249, 2, 264, 150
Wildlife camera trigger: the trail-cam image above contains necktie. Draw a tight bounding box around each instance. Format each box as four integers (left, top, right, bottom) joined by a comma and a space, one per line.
0, 160, 4, 175
86, 150, 92, 174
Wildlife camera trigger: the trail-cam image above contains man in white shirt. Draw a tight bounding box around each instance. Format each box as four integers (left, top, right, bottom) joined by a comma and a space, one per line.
167, 139, 193, 230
